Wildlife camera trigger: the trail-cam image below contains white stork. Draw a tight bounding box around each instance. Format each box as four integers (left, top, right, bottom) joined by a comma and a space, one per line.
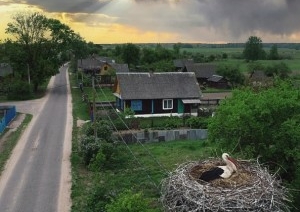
199, 153, 238, 182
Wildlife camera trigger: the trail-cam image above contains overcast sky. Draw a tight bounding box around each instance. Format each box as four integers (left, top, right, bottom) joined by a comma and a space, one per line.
1, 0, 300, 43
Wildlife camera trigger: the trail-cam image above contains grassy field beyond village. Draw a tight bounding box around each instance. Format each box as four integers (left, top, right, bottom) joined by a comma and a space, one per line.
69, 71, 215, 211
180, 46, 300, 72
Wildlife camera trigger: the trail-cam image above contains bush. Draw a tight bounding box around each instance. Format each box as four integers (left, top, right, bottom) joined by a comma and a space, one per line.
208, 80, 300, 210
105, 189, 157, 212
186, 116, 209, 129
7, 79, 33, 100
83, 120, 113, 142
79, 135, 102, 165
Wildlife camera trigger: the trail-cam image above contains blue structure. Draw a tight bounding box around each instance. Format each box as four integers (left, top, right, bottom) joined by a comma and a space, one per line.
0, 105, 16, 134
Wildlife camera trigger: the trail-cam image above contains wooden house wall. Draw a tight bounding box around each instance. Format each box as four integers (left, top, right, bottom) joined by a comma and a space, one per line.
116, 98, 183, 115
99, 64, 111, 75
207, 79, 228, 89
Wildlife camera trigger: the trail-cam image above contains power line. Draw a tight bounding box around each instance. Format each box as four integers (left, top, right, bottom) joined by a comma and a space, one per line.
79, 73, 166, 189
93, 77, 169, 174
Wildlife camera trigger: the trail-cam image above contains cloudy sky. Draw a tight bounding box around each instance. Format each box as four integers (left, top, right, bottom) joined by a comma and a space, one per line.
1, 0, 300, 44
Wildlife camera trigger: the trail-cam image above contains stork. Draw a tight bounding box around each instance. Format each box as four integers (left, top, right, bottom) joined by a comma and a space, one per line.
199, 153, 238, 182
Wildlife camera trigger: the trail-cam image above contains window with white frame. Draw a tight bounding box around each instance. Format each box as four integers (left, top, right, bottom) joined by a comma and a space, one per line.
163, 99, 173, 110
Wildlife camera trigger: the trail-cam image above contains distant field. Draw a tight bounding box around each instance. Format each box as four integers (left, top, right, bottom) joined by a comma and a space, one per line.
181, 47, 300, 72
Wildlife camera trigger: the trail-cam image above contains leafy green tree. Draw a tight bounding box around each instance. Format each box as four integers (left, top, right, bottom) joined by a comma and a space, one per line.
173, 42, 181, 57
216, 64, 245, 88
243, 36, 266, 61
246, 61, 266, 80
141, 47, 156, 64
147, 60, 174, 72
268, 44, 279, 60
7, 78, 33, 100
5, 12, 86, 91
208, 80, 300, 209
122, 43, 140, 67
265, 62, 292, 79
222, 53, 228, 60
154, 44, 173, 61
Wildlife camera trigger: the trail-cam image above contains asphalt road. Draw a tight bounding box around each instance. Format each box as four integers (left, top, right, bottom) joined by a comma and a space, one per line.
0, 66, 72, 212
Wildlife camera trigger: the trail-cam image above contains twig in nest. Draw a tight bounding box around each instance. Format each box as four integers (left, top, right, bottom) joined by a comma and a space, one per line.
161, 159, 291, 212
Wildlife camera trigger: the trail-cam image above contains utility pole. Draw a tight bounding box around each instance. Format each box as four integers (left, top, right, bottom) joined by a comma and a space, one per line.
92, 72, 97, 139
27, 64, 31, 85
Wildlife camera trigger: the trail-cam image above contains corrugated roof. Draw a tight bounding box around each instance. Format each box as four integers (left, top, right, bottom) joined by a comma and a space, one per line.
116, 72, 201, 100
207, 75, 224, 82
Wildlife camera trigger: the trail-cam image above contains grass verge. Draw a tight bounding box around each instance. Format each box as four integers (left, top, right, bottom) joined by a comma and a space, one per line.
0, 114, 32, 174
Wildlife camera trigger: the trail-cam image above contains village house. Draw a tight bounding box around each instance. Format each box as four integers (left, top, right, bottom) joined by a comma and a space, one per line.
113, 72, 202, 117
182, 63, 218, 85
78, 56, 129, 86
173, 59, 194, 71
207, 75, 229, 89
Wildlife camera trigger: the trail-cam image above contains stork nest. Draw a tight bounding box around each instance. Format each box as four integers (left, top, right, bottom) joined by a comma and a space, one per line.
160, 158, 291, 212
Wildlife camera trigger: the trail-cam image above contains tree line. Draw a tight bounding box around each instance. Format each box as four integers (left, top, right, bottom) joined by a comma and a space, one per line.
0, 12, 293, 98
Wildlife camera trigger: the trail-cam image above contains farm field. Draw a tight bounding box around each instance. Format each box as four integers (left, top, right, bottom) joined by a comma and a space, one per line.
181, 46, 300, 72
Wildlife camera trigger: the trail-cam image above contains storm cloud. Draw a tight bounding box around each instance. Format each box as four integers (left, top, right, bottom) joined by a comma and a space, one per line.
7, 0, 300, 42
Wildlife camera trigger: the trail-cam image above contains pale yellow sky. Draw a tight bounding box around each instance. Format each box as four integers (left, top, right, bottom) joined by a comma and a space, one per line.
1, 0, 300, 44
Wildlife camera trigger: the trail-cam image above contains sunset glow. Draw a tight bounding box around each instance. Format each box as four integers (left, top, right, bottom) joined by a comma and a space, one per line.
1, 0, 300, 44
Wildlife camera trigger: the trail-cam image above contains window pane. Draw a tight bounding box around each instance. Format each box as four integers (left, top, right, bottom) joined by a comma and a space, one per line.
163, 99, 173, 110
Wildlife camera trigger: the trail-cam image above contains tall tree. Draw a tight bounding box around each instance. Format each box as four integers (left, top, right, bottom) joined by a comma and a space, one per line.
173, 42, 181, 57
121, 43, 140, 67
268, 44, 279, 60
243, 36, 266, 61
208, 80, 300, 209
5, 12, 86, 91
141, 47, 156, 64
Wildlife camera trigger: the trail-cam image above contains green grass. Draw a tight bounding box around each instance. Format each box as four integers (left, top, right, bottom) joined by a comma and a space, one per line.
181, 47, 300, 72
0, 114, 32, 174
72, 86, 115, 102
129, 140, 215, 171
69, 70, 217, 211
213, 59, 300, 73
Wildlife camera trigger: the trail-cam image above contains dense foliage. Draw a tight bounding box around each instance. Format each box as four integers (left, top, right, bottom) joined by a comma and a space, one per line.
243, 36, 266, 61
5, 12, 88, 93
216, 64, 245, 87
208, 80, 300, 210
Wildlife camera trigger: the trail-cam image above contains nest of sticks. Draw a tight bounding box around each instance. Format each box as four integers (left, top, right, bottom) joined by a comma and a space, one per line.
160, 158, 291, 212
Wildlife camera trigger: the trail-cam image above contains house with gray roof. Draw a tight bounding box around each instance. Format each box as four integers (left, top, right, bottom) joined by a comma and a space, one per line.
113, 72, 202, 117
207, 75, 229, 89
78, 55, 129, 86
183, 63, 217, 85
173, 59, 194, 71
